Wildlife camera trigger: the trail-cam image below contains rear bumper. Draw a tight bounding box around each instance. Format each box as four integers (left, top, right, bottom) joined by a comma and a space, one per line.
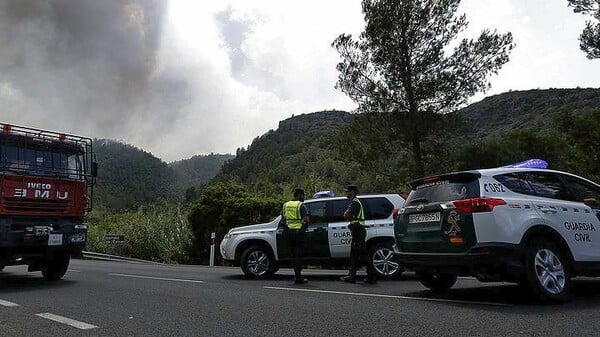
394, 243, 524, 277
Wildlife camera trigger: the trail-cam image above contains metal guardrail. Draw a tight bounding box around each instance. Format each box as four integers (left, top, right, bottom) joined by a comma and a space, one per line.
80, 251, 162, 264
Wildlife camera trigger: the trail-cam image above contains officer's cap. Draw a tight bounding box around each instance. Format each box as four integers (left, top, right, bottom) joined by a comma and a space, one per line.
344, 185, 358, 193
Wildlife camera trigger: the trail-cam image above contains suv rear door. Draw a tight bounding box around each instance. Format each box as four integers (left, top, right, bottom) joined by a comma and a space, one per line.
362, 196, 396, 233
396, 173, 482, 253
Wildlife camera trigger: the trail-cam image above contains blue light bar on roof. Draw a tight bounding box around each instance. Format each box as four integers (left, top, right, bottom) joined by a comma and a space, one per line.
313, 191, 334, 198
503, 159, 548, 169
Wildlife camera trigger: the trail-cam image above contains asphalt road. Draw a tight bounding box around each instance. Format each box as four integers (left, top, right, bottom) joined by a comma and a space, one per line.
1, 260, 600, 336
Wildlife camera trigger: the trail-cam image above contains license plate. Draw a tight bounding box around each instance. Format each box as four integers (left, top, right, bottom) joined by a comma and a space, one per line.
48, 234, 63, 246
409, 212, 441, 224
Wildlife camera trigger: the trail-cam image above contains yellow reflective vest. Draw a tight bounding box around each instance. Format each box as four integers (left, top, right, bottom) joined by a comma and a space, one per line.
352, 197, 366, 226
283, 200, 303, 230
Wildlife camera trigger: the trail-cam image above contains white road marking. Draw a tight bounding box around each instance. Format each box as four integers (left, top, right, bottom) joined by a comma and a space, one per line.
36, 313, 98, 330
108, 273, 205, 284
67, 269, 81, 273
0, 299, 19, 307
264, 286, 513, 307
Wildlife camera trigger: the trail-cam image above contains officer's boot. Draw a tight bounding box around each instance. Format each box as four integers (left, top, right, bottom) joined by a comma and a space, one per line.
340, 275, 357, 283
340, 267, 357, 283
294, 267, 308, 284
364, 274, 377, 284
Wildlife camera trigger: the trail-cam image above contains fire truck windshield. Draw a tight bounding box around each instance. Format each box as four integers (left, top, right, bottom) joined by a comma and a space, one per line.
0, 144, 85, 180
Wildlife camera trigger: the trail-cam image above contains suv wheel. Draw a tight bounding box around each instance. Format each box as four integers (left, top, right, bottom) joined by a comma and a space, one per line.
523, 238, 571, 302
42, 253, 70, 281
240, 245, 276, 279
370, 243, 403, 279
417, 271, 457, 293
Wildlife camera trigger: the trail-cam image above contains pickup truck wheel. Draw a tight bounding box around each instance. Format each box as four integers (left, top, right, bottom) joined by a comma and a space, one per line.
370, 243, 403, 279
241, 246, 276, 279
417, 271, 457, 294
523, 238, 572, 302
42, 253, 70, 281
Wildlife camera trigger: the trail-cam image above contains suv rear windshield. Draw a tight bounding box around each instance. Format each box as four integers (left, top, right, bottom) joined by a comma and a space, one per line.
406, 175, 480, 204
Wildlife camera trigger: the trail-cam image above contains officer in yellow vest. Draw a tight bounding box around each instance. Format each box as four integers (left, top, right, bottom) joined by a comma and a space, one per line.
281, 188, 310, 284
340, 185, 377, 284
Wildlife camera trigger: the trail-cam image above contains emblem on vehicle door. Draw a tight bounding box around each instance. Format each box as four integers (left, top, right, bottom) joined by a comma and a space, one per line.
444, 211, 461, 236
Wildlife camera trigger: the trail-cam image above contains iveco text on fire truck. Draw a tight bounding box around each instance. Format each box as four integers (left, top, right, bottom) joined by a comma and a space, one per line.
0, 123, 97, 280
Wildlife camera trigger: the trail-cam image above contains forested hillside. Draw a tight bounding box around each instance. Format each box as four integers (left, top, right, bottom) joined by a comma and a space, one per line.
93, 139, 180, 211
170, 153, 234, 191
459, 88, 600, 138
93, 140, 231, 211
219, 110, 358, 197
216, 88, 600, 196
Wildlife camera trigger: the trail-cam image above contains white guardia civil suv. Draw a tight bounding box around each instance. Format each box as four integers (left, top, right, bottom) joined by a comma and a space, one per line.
394, 160, 600, 302
220, 194, 405, 279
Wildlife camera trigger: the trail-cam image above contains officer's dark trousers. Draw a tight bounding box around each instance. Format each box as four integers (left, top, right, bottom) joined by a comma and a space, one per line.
288, 229, 304, 279
348, 223, 376, 280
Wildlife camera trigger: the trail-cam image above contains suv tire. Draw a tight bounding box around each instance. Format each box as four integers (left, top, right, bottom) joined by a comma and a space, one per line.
417, 271, 457, 293
370, 243, 403, 279
523, 238, 572, 302
240, 245, 276, 279
42, 253, 70, 281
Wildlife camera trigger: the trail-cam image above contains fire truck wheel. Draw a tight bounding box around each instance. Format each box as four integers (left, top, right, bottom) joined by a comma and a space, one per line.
42, 253, 71, 281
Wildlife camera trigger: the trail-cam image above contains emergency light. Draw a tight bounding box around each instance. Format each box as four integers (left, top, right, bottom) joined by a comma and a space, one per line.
313, 191, 334, 198
503, 159, 548, 169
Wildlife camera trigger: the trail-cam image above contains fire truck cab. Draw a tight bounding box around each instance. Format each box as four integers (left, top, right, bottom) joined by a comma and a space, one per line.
0, 123, 96, 281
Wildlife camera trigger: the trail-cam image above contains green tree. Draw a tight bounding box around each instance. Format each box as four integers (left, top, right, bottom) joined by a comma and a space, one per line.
568, 0, 600, 59
455, 130, 564, 171
553, 109, 600, 181
187, 177, 281, 262
332, 0, 514, 176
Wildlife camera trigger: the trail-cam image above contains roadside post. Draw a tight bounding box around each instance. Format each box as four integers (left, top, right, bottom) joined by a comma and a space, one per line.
210, 232, 216, 267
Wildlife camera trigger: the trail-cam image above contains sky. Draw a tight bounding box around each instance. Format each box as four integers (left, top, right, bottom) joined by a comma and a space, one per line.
0, 0, 598, 162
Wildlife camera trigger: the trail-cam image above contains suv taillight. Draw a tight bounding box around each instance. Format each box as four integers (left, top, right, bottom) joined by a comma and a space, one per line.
452, 197, 506, 213
392, 208, 399, 220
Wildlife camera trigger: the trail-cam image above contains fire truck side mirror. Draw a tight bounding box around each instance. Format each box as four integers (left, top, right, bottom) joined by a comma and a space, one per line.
91, 162, 98, 177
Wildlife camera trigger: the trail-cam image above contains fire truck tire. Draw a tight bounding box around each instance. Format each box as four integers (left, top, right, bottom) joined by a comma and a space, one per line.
42, 253, 70, 281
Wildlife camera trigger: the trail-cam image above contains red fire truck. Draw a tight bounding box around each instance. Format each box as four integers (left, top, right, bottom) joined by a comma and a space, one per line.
0, 123, 97, 280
